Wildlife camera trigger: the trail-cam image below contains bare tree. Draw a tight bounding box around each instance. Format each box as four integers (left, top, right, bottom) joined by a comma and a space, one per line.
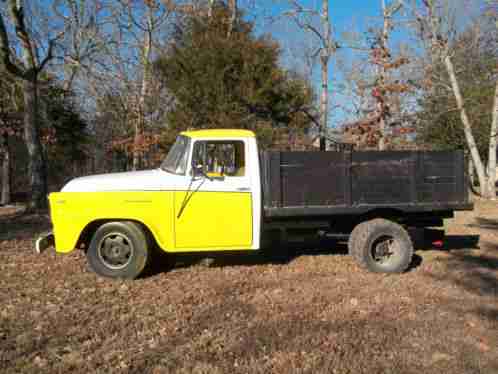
69, 0, 178, 172
208, 0, 215, 18
318, 0, 332, 150
134, 2, 155, 170
111, 0, 173, 170
0, 77, 22, 206
336, 1, 415, 150
52, 0, 112, 93
402, 0, 498, 198
375, 0, 403, 149
487, 0, 498, 195
0, 132, 9, 205
227, 0, 237, 37
283, 1, 337, 150
0, 0, 64, 210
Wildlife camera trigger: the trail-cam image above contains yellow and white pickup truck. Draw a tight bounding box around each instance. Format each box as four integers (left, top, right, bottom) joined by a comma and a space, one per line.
36, 129, 472, 279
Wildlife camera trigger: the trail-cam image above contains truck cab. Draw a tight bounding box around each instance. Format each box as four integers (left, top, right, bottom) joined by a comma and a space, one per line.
38, 130, 264, 278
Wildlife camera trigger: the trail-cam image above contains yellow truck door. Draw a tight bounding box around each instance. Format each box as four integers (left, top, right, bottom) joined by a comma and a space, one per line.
173, 139, 253, 250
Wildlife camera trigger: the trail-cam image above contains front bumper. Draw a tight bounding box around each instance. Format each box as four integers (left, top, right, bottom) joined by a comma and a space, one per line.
35, 231, 54, 254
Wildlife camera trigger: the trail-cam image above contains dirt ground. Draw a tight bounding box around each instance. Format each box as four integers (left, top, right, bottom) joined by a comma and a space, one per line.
0, 200, 497, 374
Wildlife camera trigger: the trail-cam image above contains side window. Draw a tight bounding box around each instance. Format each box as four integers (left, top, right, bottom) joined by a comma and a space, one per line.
192, 141, 246, 177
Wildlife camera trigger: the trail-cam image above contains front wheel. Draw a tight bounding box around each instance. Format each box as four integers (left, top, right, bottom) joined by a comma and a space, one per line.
87, 221, 150, 279
348, 219, 413, 273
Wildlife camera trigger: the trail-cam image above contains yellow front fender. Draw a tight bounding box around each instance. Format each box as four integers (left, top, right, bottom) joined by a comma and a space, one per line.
49, 191, 175, 253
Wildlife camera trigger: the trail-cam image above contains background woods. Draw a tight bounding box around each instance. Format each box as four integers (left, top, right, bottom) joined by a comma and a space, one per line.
0, 0, 497, 208
155, 3, 314, 149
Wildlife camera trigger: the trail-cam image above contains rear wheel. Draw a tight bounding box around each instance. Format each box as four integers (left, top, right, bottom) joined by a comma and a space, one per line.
348, 219, 413, 273
87, 221, 150, 279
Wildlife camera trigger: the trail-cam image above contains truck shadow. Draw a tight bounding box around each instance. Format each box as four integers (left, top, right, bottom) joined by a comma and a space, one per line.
145, 234, 481, 277
426, 241, 498, 299
145, 239, 349, 277
467, 217, 498, 231
410, 230, 480, 251
0, 209, 51, 242
208, 239, 350, 269
441, 235, 480, 251
407, 233, 480, 272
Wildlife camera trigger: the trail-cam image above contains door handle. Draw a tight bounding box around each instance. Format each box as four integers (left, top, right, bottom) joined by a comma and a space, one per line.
236, 187, 250, 191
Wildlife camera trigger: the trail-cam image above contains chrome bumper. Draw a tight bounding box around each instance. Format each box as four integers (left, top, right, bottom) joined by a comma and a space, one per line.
35, 231, 54, 254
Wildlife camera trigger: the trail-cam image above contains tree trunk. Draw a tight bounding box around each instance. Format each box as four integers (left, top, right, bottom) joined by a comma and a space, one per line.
227, 0, 237, 37
132, 121, 141, 170
377, 0, 389, 151
319, 0, 331, 151
132, 17, 153, 171
486, 80, 498, 199
378, 117, 386, 150
1, 133, 10, 206
24, 78, 48, 210
468, 155, 478, 195
208, 0, 215, 18
444, 55, 488, 197
320, 54, 328, 151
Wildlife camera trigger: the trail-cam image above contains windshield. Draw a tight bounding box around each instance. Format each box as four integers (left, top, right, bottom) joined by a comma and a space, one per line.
160, 135, 191, 175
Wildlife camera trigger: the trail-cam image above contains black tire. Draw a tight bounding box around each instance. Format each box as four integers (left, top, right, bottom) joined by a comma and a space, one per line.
347, 223, 362, 255
87, 221, 150, 279
349, 218, 413, 273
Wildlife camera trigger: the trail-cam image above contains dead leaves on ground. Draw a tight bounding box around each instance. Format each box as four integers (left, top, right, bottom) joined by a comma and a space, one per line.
0, 201, 497, 373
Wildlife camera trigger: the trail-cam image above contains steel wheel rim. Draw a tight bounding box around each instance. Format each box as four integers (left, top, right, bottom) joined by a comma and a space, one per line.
97, 232, 134, 270
371, 235, 401, 266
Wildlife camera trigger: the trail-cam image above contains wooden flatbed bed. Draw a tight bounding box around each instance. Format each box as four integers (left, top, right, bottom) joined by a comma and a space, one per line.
261, 150, 472, 219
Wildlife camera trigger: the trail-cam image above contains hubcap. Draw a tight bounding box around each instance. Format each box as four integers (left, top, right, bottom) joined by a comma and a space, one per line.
371, 235, 400, 265
97, 233, 134, 270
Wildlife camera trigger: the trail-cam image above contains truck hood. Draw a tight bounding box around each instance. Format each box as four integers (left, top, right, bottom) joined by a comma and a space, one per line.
61, 169, 181, 192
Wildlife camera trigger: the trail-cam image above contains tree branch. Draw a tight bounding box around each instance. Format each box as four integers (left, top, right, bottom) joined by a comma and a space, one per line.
8, 0, 37, 69
37, 31, 64, 73
0, 11, 25, 77
287, 12, 327, 48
